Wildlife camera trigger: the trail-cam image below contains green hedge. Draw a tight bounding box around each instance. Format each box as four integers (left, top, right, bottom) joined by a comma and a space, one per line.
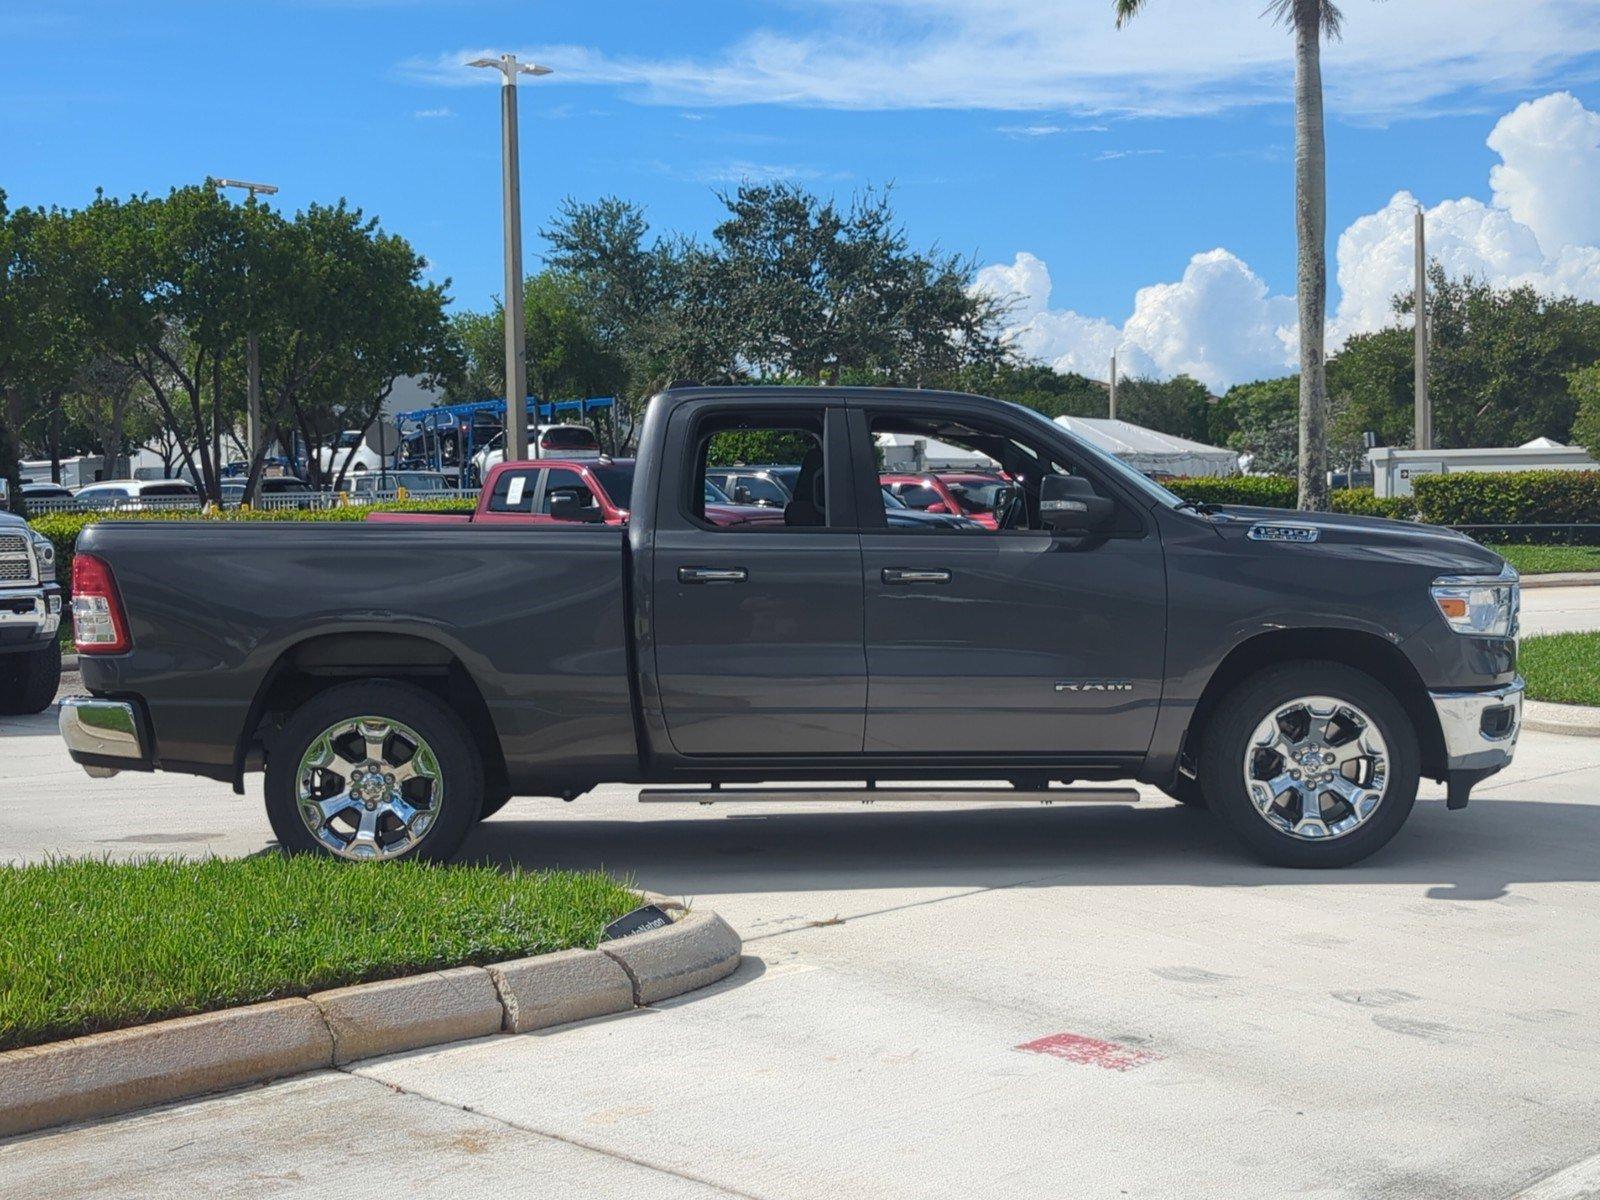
1166, 477, 1417, 520
1411, 471, 1600, 541
31, 500, 475, 597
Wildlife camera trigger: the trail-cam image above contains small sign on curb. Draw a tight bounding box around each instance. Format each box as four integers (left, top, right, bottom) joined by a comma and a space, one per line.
603, 904, 674, 942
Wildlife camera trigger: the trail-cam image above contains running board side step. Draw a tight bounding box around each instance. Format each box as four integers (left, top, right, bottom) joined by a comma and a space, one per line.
638, 787, 1142, 805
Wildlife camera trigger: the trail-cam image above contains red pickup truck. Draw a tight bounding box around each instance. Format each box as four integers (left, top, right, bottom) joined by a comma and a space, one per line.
879, 471, 1013, 530
367, 458, 783, 529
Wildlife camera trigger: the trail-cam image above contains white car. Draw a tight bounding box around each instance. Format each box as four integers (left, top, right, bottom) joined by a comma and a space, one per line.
338, 470, 454, 504
71, 479, 200, 511
315, 430, 394, 478
470, 424, 601, 482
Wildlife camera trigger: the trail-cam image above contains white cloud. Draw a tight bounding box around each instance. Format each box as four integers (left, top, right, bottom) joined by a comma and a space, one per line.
997, 123, 1065, 138
401, 4, 1600, 120
1487, 91, 1600, 256
974, 249, 1292, 391
982, 90, 1600, 390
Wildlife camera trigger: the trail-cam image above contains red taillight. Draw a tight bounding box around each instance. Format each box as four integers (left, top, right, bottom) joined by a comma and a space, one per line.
72, 553, 131, 654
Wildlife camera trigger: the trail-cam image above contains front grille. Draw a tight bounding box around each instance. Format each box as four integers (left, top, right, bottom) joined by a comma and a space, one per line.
0, 532, 35, 586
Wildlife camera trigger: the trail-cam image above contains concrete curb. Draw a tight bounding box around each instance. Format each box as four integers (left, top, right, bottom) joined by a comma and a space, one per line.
1519, 572, 1600, 589
1524, 699, 1600, 737
0, 905, 741, 1140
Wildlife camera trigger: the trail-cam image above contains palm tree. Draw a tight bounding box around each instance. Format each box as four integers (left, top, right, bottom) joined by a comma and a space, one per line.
1115, 0, 1344, 511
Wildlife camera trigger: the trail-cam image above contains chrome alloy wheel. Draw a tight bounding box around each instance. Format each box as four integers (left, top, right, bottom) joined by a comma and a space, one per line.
295, 716, 443, 860
1242, 695, 1389, 841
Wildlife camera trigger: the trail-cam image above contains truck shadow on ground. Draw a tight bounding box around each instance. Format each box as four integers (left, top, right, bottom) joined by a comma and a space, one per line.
463, 794, 1600, 903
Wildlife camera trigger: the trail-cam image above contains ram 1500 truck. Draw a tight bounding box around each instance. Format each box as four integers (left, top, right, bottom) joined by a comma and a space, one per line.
59, 386, 1523, 868
0, 509, 63, 714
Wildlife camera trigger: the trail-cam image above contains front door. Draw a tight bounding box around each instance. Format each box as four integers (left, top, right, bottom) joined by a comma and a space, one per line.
854, 406, 1167, 757
649, 402, 867, 756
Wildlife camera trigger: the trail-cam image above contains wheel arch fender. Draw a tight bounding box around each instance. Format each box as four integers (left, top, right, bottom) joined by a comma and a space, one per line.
1184, 627, 1447, 782
232, 629, 508, 799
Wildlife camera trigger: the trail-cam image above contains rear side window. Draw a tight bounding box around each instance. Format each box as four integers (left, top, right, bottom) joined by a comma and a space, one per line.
895, 484, 941, 509
689, 411, 826, 531
143, 483, 195, 497
487, 469, 540, 513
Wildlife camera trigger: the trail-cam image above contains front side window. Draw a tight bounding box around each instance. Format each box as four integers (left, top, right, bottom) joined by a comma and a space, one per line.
871, 412, 1124, 534
541, 468, 600, 518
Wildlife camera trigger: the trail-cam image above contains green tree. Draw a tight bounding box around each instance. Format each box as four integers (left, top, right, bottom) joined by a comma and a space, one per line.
449, 272, 626, 412
1114, 374, 1213, 442
960, 362, 1107, 419
1327, 326, 1413, 451
1572, 365, 1600, 461
1117, 0, 1352, 510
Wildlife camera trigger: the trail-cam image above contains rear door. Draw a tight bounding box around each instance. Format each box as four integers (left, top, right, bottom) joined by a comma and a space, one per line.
647, 399, 867, 756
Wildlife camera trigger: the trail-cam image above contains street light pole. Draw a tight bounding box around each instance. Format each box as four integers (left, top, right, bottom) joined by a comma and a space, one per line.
1109, 351, 1118, 420
212, 178, 278, 498
469, 54, 553, 465
1413, 204, 1431, 451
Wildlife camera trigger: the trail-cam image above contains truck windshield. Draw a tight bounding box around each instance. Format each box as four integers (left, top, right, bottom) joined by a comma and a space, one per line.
1013, 405, 1185, 509
540, 427, 600, 453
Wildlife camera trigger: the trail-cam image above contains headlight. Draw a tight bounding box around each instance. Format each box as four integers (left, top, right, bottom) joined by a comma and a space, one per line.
1431, 565, 1519, 637
29, 532, 56, 583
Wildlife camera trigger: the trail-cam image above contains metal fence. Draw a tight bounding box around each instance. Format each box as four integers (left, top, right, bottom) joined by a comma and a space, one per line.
17, 489, 482, 517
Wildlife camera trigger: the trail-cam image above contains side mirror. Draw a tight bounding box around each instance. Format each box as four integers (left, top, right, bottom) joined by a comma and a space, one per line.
549, 493, 603, 523
1040, 475, 1114, 532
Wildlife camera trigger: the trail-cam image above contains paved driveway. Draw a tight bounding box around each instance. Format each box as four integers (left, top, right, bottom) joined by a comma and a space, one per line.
5, 688, 1600, 1198
1521, 582, 1600, 636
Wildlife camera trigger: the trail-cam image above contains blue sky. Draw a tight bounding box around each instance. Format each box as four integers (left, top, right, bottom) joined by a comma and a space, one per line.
5, 1, 1600, 389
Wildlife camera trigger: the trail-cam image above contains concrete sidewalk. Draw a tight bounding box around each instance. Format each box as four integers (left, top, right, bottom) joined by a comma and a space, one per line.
5, 704, 1600, 1198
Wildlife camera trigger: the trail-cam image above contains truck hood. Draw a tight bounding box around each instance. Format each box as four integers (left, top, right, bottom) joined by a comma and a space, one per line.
1204, 504, 1508, 575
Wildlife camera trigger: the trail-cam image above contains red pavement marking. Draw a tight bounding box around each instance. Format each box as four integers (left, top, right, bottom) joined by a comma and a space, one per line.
1014, 1032, 1161, 1071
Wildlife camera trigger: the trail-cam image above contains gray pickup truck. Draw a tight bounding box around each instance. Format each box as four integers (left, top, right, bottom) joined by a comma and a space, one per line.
59, 386, 1523, 868
0, 507, 63, 714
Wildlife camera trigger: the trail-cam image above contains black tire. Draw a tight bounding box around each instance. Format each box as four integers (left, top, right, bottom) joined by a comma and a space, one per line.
478, 790, 511, 821
1199, 661, 1419, 868
0, 640, 62, 716
264, 680, 482, 863
1160, 773, 1208, 809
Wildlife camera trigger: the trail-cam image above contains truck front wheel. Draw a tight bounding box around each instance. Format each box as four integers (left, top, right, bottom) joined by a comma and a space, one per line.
1199, 662, 1420, 868
0, 641, 62, 716
265, 681, 483, 863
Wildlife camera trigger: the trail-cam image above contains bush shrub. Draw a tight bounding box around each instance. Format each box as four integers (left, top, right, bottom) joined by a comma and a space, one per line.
1165, 476, 1416, 520
1411, 470, 1600, 543
31, 499, 476, 598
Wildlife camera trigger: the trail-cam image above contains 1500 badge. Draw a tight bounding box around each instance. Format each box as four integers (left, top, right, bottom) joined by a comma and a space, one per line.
1055, 680, 1135, 692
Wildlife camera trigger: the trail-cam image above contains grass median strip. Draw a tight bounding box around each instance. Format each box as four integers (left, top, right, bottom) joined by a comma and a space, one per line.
0, 855, 638, 1052
1520, 632, 1600, 707
1491, 544, 1600, 575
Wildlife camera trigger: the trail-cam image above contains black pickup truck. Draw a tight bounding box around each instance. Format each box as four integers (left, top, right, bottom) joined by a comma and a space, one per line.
0, 508, 63, 714
59, 386, 1523, 868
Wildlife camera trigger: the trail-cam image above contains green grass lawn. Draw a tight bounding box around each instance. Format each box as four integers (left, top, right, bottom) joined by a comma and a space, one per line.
1520, 632, 1600, 707
1491, 544, 1600, 575
0, 856, 639, 1051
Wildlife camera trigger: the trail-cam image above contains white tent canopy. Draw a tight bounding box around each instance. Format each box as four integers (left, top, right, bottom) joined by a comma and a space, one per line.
1053, 416, 1238, 478
876, 432, 995, 471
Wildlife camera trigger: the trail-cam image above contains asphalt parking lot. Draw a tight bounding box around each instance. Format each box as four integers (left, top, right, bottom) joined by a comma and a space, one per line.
6, 659, 1600, 1198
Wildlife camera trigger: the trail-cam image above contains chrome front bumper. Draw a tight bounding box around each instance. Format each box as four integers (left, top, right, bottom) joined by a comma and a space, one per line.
59, 696, 147, 778
0, 590, 61, 638
1429, 675, 1523, 773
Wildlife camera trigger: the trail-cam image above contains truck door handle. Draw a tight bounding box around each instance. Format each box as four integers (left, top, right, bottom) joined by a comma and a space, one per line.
679, 566, 748, 584
882, 568, 952, 585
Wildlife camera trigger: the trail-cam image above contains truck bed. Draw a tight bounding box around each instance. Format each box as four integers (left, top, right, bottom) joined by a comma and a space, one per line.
74, 519, 638, 788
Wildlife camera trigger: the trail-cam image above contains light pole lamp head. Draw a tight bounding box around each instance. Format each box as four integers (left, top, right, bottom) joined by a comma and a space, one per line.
467, 54, 553, 83
212, 178, 279, 196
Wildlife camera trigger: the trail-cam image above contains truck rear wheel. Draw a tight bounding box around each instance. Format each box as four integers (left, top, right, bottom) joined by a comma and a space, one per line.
1199, 662, 1419, 868
0, 641, 62, 716
265, 681, 482, 863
